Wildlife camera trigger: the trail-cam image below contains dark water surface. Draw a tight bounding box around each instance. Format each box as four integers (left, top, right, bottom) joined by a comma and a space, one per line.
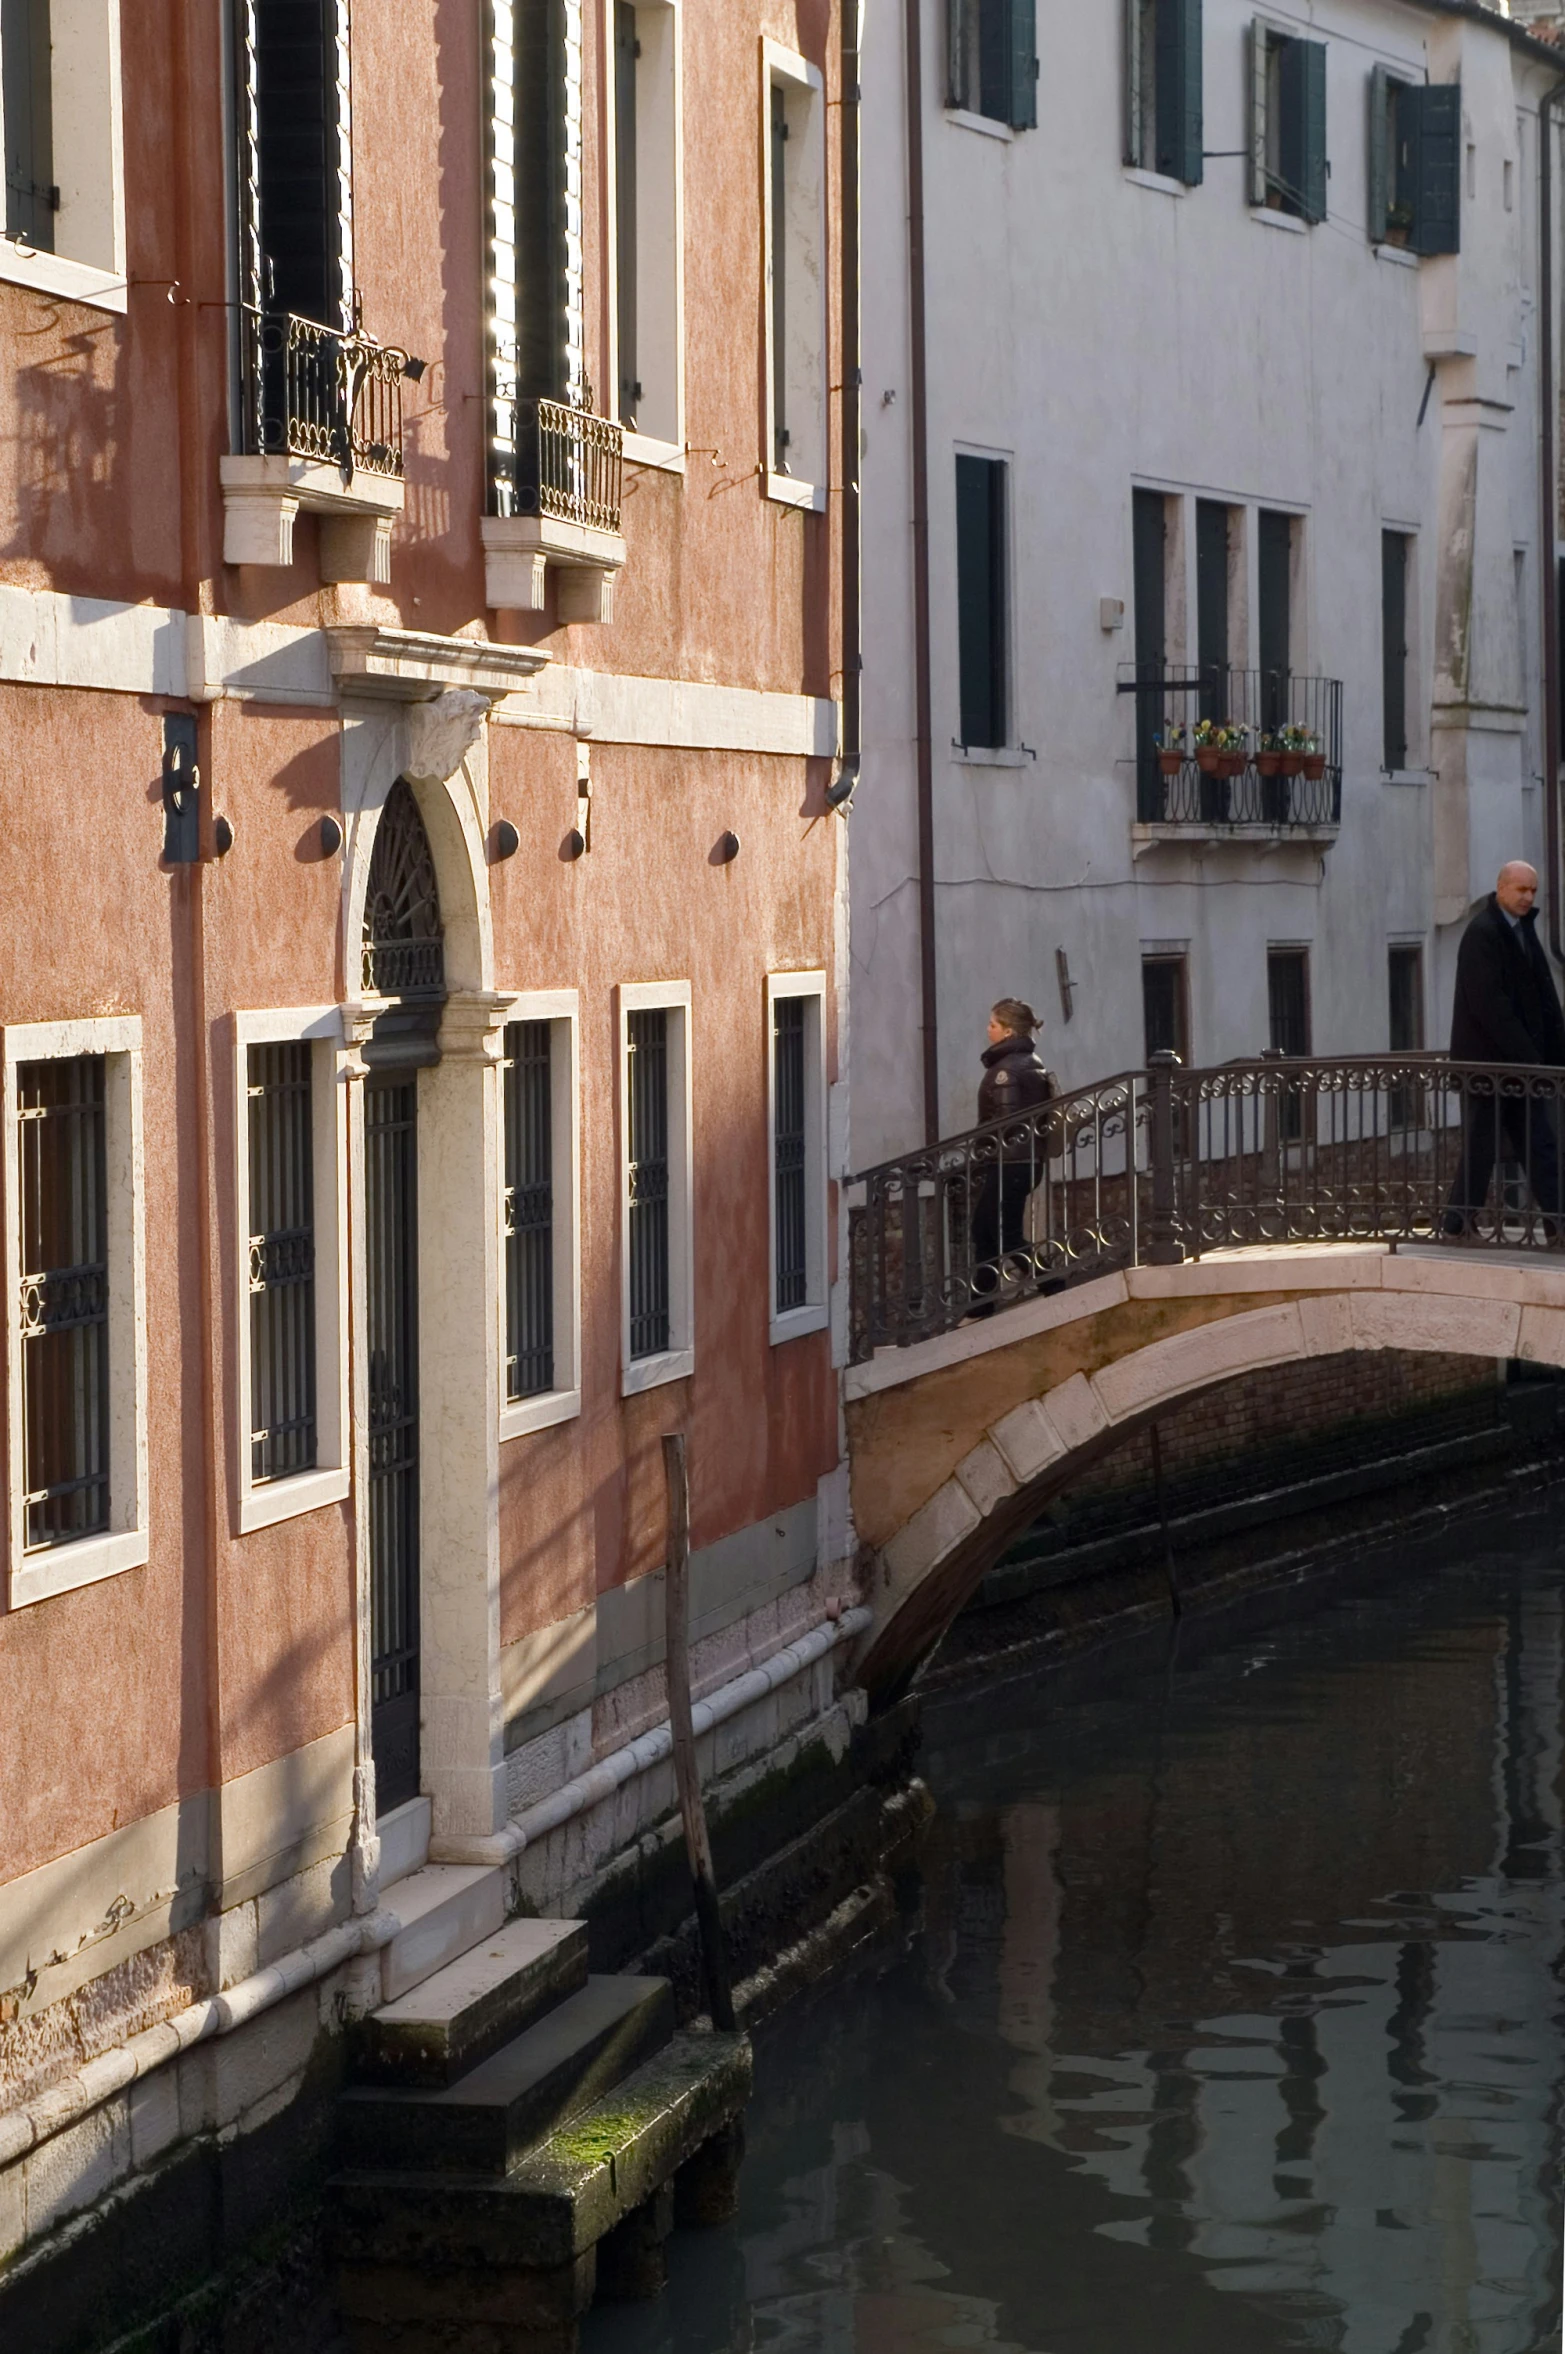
584, 1527, 1565, 2354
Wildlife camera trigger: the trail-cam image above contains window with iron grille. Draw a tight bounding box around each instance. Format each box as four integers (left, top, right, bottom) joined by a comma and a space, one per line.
774, 999, 808, 1315
19, 1055, 109, 1549
504, 1021, 555, 1401
948, 0, 1037, 129
248, 1042, 317, 1483
1249, 18, 1327, 225
627, 1008, 670, 1361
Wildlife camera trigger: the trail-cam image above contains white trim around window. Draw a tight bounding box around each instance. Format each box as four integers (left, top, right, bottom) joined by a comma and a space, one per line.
232, 1007, 349, 1535
618, 980, 694, 1397
761, 36, 828, 509
500, 990, 582, 1441
4, 1016, 147, 1609
767, 971, 829, 1345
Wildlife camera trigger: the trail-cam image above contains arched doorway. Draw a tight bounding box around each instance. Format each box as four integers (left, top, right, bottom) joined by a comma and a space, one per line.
360, 779, 447, 1814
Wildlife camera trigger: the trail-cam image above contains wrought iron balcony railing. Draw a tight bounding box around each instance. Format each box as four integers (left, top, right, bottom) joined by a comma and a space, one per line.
510, 396, 624, 534
850, 1054, 1565, 1360
240, 307, 407, 486
1121, 666, 1344, 828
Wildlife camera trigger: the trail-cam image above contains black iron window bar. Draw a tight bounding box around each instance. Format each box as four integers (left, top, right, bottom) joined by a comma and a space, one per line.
504, 1022, 556, 1401
241, 305, 409, 487
18, 1056, 110, 1549
248, 1042, 318, 1483
627, 1009, 671, 1361
509, 391, 625, 535
1121, 666, 1344, 828
774, 999, 809, 1313
850, 1055, 1565, 1361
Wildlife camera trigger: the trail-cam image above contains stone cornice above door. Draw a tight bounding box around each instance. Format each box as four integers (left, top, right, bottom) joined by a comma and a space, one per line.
325, 626, 550, 703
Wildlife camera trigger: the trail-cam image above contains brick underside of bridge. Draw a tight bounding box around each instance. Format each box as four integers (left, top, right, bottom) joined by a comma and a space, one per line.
844, 1244, 1565, 1700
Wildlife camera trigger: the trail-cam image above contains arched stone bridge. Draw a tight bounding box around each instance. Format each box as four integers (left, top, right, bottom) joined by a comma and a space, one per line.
845, 1242, 1565, 1701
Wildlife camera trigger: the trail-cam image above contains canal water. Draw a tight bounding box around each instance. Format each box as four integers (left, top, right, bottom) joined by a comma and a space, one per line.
583, 1521, 1565, 2354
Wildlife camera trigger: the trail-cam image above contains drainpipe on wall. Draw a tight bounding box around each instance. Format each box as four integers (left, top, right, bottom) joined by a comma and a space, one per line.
904, 0, 939, 1141
1540, 75, 1565, 964
829, 0, 863, 816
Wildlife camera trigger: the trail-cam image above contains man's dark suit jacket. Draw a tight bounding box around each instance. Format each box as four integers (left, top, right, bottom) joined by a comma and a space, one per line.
1449, 896, 1565, 1067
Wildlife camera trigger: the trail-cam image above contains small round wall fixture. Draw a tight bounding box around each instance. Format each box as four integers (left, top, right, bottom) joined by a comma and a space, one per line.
561, 827, 586, 861
320, 814, 343, 856
715, 831, 740, 864
492, 818, 520, 862
212, 816, 234, 857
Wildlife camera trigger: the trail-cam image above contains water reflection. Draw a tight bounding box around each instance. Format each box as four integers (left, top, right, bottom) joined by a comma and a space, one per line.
583, 1544, 1565, 2354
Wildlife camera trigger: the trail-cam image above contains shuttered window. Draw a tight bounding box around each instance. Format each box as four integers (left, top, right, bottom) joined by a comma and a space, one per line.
948, 0, 1036, 131
627, 1009, 670, 1362
770, 81, 788, 470
956, 454, 1008, 751
2, 0, 54, 249
1142, 958, 1189, 1063
18, 1056, 110, 1550
1125, 0, 1203, 185
1132, 488, 1168, 820
615, 1, 639, 424
1368, 70, 1460, 255
773, 1000, 808, 1316
504, 1022, 555, 1402
1250, 20, 1326, 225
1382, 532, 1410, 772
1258, 509, 1292, 736
244, 0, 349, 327
247, 1043, 318, 1484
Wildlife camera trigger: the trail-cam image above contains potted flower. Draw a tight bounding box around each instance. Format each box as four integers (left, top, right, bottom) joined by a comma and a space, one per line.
1215, 722, 1249, 780
1157, 726, 1187, 777
1277, 724, 1311, 778
1255, 731, 1285, 778
1299, 733, 1326, 780
1192, 718, 1224, 776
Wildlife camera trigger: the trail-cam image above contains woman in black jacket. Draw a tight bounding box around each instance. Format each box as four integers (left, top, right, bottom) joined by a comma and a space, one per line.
968, 999, 1056, 1319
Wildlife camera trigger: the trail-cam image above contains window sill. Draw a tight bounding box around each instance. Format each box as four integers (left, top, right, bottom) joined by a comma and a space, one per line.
945, 106, 1013, 143
623, 432, 686, 475
765, 472, 827, 514
770, 1304, 830, 1348
622, 1345, 695, 1398
954, 745, 1031, 769
1373, 240, 1420, 271
237, 1465, 350, 1536
1251, 206, 1308, 235
500, 1388, 582, 1442
0, 242, 127, 315
10, 1527, 148, 1611
1123, 166, 1188, 198
1382, 768, 1433, 787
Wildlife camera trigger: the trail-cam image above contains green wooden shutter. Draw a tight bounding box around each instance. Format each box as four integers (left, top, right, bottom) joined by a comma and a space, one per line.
947, 0, 970, 110
1158, 0, 1203, 186
514, 0, 568, 402
614, 1, 638, 423
1008, 0, 1037, 131
1279, 37, 1326, 224
1124, 0, 1142, 165
2, 0, 53, 250
1408, 82, 1460, 256
1367, 63, 1390, 243
1248, 17, 1268, 206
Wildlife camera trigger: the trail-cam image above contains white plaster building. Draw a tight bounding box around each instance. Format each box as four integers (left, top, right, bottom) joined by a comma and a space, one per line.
853, 0, 1565, 1167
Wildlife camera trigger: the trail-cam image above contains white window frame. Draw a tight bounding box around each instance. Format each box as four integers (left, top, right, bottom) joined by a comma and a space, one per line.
500, 989, 582, 1441
607, 0, 685, 469
4, 1016, 146, 1608
766, 971, 829, 1347
761, 37, 827, 513
619, 979, 693, 1396
232, 1007, 349, 1535
0, 0, 128, 314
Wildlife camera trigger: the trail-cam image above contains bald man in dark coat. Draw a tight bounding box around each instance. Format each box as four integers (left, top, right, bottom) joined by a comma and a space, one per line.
1443, 862, 1565, 1236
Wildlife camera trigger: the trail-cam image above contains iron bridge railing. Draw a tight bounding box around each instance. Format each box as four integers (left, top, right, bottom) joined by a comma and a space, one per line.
241, 308, 407, 485
850, 1054, 1565, 1361
509, 396, 624, 534
1121, 665, 1344, 828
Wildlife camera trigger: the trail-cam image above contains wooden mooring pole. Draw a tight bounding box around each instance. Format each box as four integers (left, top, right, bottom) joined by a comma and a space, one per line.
662, 1434, 736, 2030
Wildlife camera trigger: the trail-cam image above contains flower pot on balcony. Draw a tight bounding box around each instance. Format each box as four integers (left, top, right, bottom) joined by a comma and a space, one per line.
1216, 753, 1245, 779
1158, 751, 1184, 776
1301, 753, 1326, 779
1256, 751, 1284, 777
1195, 748, 1222, 775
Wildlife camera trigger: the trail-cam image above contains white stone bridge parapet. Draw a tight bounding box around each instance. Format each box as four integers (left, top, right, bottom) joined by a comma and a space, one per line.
843, 1244, 1565, 1702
